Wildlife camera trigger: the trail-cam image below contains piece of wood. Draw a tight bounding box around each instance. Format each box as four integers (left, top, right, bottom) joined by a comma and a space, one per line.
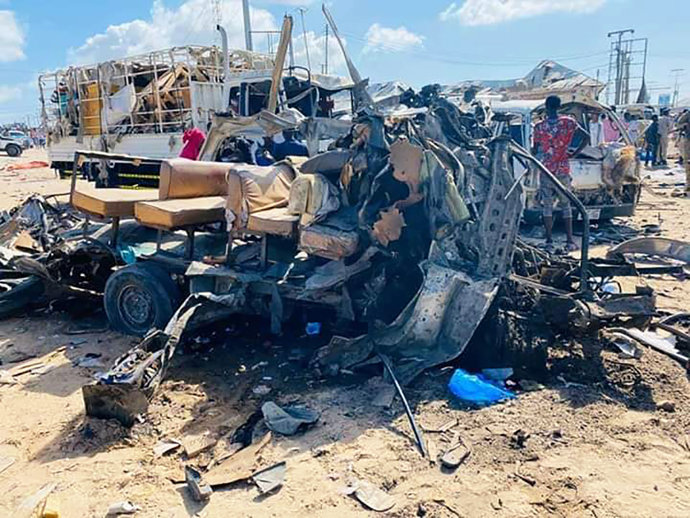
181, 434, 217, 459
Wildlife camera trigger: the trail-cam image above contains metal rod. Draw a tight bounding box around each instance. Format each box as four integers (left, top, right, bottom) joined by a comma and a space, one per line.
510, 143, 591, 293
377, 352, 427, 458
242, 0, 253, 51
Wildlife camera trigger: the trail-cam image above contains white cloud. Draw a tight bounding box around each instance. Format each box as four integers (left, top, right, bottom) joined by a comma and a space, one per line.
290, 30, 347, 75
0, 10, 25, 62
439, 0, 606, 26
0, 84, 21, 103
68, 0, 278, 64
254, 0, 315, 4
363, 23, 424, 54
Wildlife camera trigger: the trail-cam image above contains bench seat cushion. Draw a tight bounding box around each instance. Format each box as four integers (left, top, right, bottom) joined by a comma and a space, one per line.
72, 187, 158, 218
299, 224, 359, 261
246, 207, 299, 237
135, 196, 226, 229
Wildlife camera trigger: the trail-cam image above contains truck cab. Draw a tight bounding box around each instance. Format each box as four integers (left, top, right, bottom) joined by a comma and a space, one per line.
491, 97, 641, 224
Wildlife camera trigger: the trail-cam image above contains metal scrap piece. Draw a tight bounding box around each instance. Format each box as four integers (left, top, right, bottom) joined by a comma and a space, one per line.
252, 461, 286, 494
607, 237, 690, 264
372, 207, 405, 247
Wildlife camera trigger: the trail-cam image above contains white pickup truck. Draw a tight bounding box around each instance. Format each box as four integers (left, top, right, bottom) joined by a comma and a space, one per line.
0, 133, 24, 157
490, 97, 641, 224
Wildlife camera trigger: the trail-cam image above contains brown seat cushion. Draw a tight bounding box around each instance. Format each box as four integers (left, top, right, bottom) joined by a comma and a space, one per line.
72, 187, 158, 218
135, 196, 226, 229
299, 224, 359, 260
226, 163, 296, 228
159, 159, 233, 200
247, 207, 299, 237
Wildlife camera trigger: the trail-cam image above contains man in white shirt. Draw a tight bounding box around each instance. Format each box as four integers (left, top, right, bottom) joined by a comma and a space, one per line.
624, 112, 640, 146
589, 113, 604, 146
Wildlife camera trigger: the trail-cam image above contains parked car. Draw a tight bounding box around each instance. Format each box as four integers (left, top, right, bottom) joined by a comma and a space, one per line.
0, 133, 24, 157
6, 130, 32, 149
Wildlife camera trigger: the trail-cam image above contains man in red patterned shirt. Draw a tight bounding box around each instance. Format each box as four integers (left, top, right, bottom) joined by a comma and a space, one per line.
533, 95, 588, 250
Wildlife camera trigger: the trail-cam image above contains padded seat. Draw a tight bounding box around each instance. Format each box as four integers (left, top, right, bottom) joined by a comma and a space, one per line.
299, 223, 359, 260
246, 207, 299, 237
226, 163, 296, 230
135, 196, 226, 230
72, 187, 157, 218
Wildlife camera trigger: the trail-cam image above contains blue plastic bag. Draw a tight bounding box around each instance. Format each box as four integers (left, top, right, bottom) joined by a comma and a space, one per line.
448, 368, 515, 406
306, 322, 321, 336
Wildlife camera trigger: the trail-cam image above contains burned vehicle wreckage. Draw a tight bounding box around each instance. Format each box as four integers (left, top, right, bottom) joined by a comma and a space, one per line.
0, 15, 663, 428
78, 88, 661, 426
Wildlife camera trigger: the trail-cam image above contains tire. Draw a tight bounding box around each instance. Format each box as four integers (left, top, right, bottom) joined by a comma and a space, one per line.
5, 144, 21, 157
104, 262, 181, 336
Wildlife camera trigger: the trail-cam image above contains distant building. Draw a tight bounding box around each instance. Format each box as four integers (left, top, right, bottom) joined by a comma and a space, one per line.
658, 93, 672, 107
444, 60, 605, 102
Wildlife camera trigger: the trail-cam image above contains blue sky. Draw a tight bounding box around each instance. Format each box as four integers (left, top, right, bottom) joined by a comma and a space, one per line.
0, 0, 688, 124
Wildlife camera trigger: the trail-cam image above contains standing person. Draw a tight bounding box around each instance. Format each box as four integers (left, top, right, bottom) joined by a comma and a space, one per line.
601, 112, 620, 143
658, 108, 673, 166
644, 115, 660, 167
179, 126, 206, 160
675, 109, 690, 194
589, 112, 604, 146
533, 95, 589, 251
623, 112, 640, 147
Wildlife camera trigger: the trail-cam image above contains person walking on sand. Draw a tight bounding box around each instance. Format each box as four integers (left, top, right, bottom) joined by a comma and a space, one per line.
644, 115, 660, 167
533, 95, 589, 251
658, 108, 673, 166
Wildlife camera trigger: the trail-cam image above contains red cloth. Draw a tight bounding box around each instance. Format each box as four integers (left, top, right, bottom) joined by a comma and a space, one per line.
534, 115, 577, 177
179, 128, 206, 160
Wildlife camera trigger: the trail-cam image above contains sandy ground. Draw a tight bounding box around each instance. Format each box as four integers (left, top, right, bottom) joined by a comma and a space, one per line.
0, 149, 689, 517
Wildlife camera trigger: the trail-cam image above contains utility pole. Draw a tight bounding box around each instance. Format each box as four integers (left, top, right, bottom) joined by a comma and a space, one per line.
671, 68, 685, 107
607, 29, 634, 105
242, 0, 253, 51
298, 7, 311, 71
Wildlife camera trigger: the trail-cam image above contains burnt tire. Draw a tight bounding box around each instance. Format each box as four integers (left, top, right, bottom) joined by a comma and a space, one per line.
5, 144, 21, 157
104, 262, 181, 336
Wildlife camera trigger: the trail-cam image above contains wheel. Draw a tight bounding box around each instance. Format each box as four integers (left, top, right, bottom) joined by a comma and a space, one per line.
5, 144, 21, 157
104, 262, 181, 336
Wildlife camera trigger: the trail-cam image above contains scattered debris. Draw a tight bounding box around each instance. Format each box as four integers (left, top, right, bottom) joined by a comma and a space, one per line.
261, 402, 319, 436
205, 433, 272, 488
185, 466, 213, 502
252, 385, 272, 396
0, 455, 15, 474
153, 438, 181, 458
73, 353, 104, 369
181, 433, 217, 459
603, 331, 644, 359
13, 483, 57, 518
481, 368, 514, 382
252, 461, 286, 494
105, 501, 140, 516
607, 237, 690, 264
610, 327, 689, 369
348, 480, 396, 512
657, 400, 676, 413
440, 442, 471, 470
421, 418, 458, 434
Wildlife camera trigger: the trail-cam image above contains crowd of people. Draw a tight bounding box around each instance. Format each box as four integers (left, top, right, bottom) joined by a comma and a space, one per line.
0, 123, 46, 148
